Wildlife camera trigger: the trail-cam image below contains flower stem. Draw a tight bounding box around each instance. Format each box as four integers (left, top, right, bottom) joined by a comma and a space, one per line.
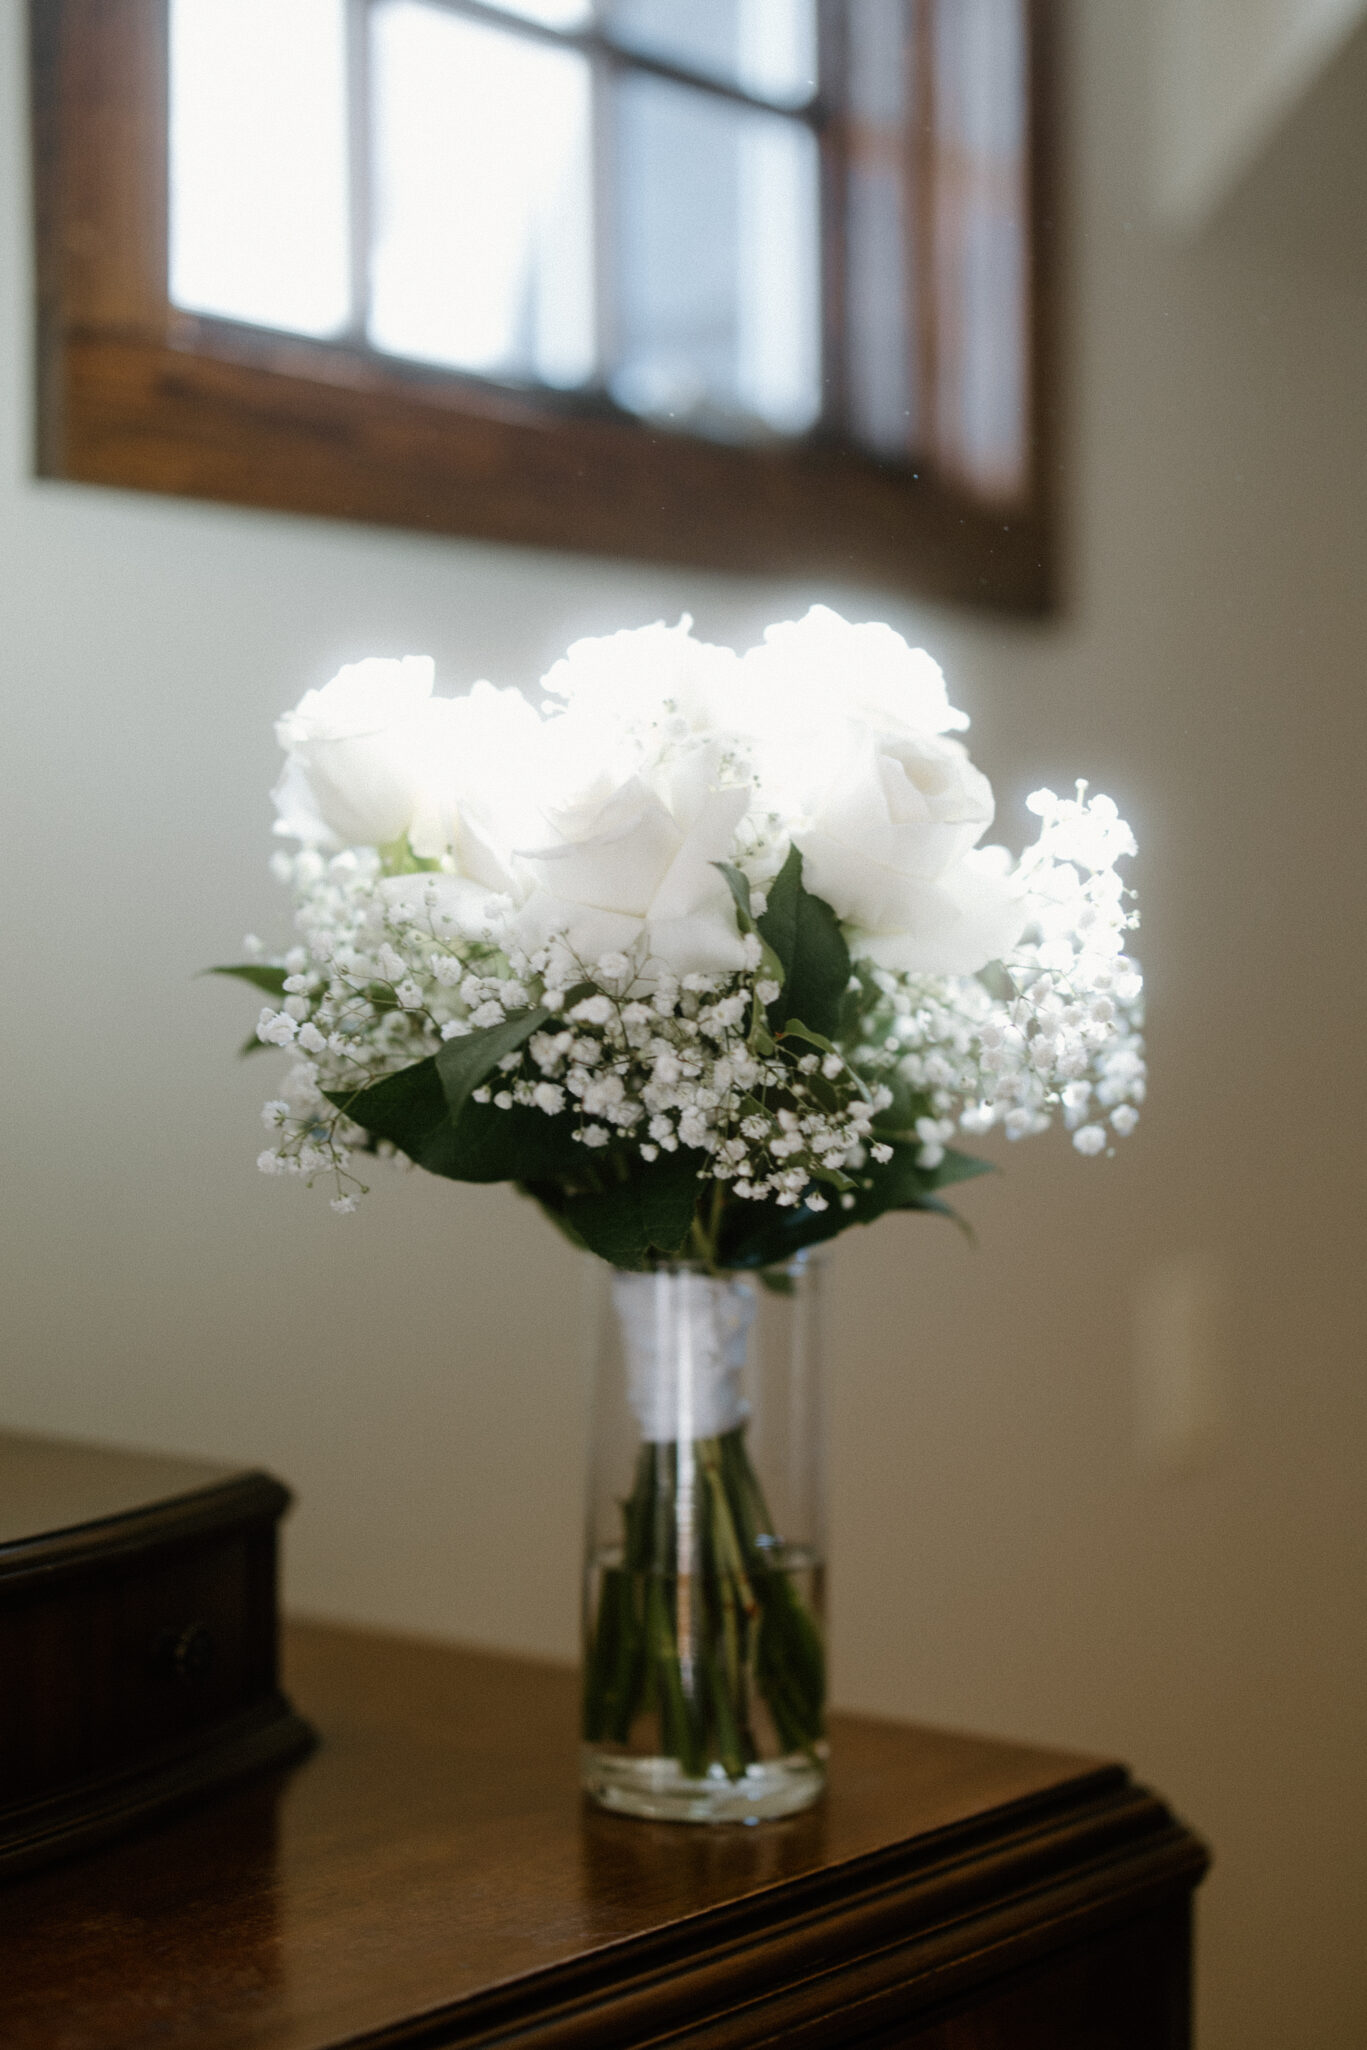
583, 1425, 824, 1781
686, 1182, 728, 1272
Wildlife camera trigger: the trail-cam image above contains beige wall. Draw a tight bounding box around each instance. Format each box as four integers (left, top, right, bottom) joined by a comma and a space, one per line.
1154, 0, 1367, 222
1, 4, 1363, 2044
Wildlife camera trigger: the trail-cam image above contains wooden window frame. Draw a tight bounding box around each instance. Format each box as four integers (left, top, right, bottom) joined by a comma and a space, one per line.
29, 0, 1058, 610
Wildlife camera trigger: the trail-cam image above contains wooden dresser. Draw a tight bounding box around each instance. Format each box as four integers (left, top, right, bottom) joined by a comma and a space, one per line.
0, 1621, 1207, 2049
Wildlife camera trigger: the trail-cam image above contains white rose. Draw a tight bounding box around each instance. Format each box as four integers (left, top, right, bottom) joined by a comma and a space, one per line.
513, 743, 750, 977
797, 729, 1027, 975
540, 618, 742, 746
745, 603, 967, 738
273, 657, 449, 853
739, 609, 972, 844
431, 681, 547, 895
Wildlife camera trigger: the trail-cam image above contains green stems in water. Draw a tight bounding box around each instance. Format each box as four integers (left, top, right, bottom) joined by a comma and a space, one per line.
583, 1425, 825, 1781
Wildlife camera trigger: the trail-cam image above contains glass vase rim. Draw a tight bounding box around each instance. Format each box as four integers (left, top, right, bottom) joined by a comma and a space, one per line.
604, 1252, 823, 1280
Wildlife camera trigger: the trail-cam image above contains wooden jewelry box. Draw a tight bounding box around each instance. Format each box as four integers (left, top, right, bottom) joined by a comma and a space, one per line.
0, 1429, 314, 1880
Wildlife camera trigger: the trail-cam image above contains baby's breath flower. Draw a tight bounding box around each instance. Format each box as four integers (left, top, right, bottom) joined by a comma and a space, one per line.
257, 1008, 298, 1046
235, 636, 1142, 1226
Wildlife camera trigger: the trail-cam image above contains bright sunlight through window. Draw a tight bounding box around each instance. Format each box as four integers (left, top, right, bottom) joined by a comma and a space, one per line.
165, 0, 1028, 486
369, 3, 594, 385
167, 0, 823, 443
169, 0, 351, 338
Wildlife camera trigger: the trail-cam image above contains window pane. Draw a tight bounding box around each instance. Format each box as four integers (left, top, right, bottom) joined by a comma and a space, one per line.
483, 0, 593, 28
610, 76, 820, 440
168, 0, 350, 337
601, 0, 817, 108
845, 0, 917, 458
931, 0, 1029, 499
369, 2, 594, 387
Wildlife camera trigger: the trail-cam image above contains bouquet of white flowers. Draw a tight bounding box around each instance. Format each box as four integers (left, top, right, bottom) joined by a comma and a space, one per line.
225, 606, 1143, 1254
216, 607, 1143, 1802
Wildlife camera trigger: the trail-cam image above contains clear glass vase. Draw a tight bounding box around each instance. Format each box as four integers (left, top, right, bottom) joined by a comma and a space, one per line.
581, 1257, 827, 1824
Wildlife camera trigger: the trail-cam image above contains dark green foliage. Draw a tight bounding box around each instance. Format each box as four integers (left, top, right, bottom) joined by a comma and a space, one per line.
428, 1099, 589, 1183
718, 1142, 993, 1270
323, 1057, 460, 1173
523, 1150, 702, 1269
208, 962, 288, 997
435, 1002, 563, 1121
324, 994, 591, 1182
324, 1055, 588, 1184
755, 846, 851, 1040
325, 1001, 707, 1251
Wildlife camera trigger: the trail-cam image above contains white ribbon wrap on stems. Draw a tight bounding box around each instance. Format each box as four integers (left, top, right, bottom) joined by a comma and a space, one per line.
612, 1269, 755, 1443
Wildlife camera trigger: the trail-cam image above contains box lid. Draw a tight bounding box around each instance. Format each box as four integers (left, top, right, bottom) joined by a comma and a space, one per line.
0, 1431, 290, 1586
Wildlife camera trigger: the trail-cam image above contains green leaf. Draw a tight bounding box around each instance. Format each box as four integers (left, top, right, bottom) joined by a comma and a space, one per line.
755, 847, 802, 975
717, 1138, 993, 1270
776, 1018, 869, 1100
714, 861, 756, 927
854, 1142, 991, 1213
525, 1150, 703, 1271
718, 1193, 856, 1270
435, 1006, 553, 1122
748, 1003, 776, 1056
324, 1059, 453, 1172
433, 985, 595, 1121
924, 1147, 996, 1191
436, 1099, 590, 1183
755, 848, 851, 1041
525, 1194, 596, 1258
777, 1017, 837, 1054
714, 861, 785, 986
326, 1060, 589, 1185
207, 963, 288, 997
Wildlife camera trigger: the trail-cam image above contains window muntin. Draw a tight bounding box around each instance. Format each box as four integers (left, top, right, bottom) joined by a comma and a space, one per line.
33, 0, 1052, 609
165, 0, 1031, 492
483, 0, 593, 29
610, 72, 821, 438
843, 0, 919, 457
598, 0, 818, 110
929, 0, 1029, 496
167, 0, 829, 447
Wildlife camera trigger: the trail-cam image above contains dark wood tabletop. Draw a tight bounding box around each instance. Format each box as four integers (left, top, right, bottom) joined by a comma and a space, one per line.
0, 1621, 1206, 2050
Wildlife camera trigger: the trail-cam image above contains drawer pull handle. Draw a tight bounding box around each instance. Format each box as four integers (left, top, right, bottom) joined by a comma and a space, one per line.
155, 1621, 215, 1684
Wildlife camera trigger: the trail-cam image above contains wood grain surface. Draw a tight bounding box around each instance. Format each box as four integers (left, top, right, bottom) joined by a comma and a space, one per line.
0, 1621, 1207, 2050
